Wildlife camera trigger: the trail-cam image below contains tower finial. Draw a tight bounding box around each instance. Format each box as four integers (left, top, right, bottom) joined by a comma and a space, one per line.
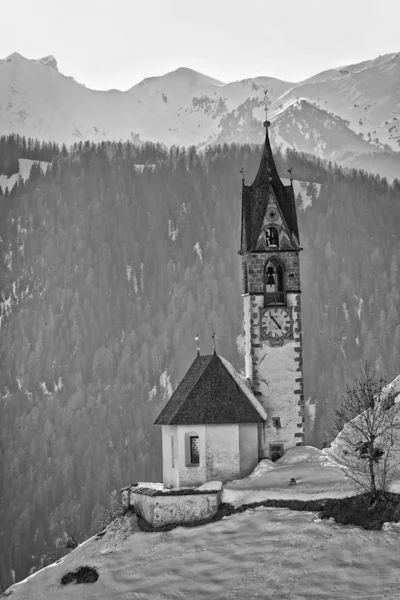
212, 332, 216, 354
239, 167, 245, 186
287, 168, 293, 184
263, 87, 272, 127
195, 333, 200, 356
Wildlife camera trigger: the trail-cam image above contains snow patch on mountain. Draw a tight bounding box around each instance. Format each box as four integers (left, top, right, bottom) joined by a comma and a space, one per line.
0, 158, 50, 192
280, 178, 321, 209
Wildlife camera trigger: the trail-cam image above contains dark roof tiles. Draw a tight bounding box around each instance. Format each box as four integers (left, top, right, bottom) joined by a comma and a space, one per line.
154, 353, 265, 426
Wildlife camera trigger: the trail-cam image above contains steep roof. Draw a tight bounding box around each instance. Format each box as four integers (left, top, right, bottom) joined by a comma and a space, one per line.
154, 353, 266, 426
240, 120, 299, 252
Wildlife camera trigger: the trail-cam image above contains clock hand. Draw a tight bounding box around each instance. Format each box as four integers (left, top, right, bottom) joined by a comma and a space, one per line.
270, 315, 282, 330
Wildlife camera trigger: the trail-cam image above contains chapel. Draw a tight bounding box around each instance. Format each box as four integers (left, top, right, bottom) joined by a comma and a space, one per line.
155, 117, 305, 488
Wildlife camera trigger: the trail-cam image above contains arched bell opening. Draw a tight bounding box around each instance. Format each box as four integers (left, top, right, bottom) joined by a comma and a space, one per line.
266, 226, 279, 248
264, 259, 286, 306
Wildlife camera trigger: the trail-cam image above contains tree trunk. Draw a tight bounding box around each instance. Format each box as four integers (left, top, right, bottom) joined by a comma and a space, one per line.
369, 442, 377, 499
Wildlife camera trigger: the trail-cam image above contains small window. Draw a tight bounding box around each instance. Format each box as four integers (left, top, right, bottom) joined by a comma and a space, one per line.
190, 436, 200, 465
272, 417, 281, 429
270, 444, 284, 462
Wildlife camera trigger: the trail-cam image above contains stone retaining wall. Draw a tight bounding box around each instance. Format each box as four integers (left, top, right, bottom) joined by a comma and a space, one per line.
120, 485, 221, 528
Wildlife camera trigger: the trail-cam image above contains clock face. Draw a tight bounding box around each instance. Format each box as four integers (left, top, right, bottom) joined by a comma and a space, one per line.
261, 307, 291, 339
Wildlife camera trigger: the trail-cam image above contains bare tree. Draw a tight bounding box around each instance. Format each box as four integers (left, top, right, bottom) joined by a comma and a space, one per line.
332, 363, 400, 500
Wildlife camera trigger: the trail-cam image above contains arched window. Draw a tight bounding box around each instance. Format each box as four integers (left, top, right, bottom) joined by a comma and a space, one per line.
266, 227, 279, 248
265, 259, 285, 305
185, 431, 201, 466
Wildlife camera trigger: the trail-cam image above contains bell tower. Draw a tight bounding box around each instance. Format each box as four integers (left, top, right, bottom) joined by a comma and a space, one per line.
239, 118, 305, 461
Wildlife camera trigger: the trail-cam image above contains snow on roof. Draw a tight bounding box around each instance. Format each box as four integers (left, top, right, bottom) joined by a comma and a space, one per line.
218, 355, 267, 421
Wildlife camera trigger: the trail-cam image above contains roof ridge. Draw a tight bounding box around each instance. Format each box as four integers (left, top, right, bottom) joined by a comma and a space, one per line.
155, 353, 264, 425
217, 355, 267, 420
176, 353, 219, 419
155, 354, 213, 424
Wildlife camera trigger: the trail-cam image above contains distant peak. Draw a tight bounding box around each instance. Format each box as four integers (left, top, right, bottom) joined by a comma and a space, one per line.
2, 52, 58, 70
136, 66, 224, 88
5, 52, 24, 62
34, 55, 58, 70
165, 66, 225, 85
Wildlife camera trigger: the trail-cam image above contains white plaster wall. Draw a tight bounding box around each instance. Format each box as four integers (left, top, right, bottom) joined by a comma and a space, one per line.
205, 424, 240, 482
238, 423, 259, 476
176, 424, 207, 488
247, 292, 304, 458
161, 425, 179, 489
130, 491, 220, 527
243, 294, 252, 380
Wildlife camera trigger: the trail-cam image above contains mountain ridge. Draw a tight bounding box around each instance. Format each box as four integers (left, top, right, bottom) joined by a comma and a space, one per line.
0, 51, 399, 180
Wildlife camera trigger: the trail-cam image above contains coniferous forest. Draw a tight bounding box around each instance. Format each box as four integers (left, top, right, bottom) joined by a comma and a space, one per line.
1, 139, 400, 588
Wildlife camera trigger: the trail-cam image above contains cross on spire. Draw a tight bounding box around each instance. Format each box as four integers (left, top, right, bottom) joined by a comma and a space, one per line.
263, 87, 272, 120
195, 334, 200, 356
212, 332, 216, 354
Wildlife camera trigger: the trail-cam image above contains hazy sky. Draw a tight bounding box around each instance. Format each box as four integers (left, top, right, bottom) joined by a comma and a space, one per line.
2, 0, 399, 90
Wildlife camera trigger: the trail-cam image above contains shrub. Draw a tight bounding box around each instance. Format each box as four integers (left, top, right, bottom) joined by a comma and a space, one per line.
60, 566, 99, 585
319, 492, 400, 530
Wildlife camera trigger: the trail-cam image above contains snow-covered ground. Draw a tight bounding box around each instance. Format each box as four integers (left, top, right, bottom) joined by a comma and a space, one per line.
0, 158, 50, 192
7, 502, 400, 599
223, 446, 358, 507
7, 444, 400, 599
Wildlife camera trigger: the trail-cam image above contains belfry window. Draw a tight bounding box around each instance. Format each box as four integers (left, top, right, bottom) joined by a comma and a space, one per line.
265, 260, 285, 305
266, 227, 279, 248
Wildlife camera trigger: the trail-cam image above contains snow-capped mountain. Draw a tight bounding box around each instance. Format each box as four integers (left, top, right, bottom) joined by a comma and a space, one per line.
1, 51, 399, 179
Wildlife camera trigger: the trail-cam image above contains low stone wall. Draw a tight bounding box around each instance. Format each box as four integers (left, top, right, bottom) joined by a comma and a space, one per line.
121, 485, 221, 527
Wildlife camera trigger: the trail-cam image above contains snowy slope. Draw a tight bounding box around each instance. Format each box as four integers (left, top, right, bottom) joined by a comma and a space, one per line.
271, 99, 380, 159
274, 52, 400, 151
6, 444, 400, 599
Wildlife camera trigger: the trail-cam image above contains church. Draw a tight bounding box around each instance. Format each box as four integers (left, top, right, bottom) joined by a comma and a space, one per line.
155, 117, 305, 489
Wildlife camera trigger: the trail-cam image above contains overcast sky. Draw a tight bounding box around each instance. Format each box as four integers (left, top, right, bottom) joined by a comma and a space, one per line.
2, 0, 399, 90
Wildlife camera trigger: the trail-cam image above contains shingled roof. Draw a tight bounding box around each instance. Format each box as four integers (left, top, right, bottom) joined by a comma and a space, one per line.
154, 353, 266, 426
240, 120, 299, 252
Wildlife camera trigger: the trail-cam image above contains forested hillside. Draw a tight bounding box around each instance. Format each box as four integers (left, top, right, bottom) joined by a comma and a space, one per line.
1, 141, 400, 588
0, 135, 60, 177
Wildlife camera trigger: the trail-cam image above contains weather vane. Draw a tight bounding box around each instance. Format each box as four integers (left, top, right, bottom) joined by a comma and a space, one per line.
263, 87, 272, 120
212, 332, 216, 354
195, 333, 200, 356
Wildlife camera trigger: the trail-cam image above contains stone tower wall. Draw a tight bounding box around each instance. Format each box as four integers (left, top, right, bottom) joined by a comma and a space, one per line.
242, 251, 305, 459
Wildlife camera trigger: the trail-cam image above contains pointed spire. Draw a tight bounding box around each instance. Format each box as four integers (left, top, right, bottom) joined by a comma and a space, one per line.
240, 104, 300, 252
